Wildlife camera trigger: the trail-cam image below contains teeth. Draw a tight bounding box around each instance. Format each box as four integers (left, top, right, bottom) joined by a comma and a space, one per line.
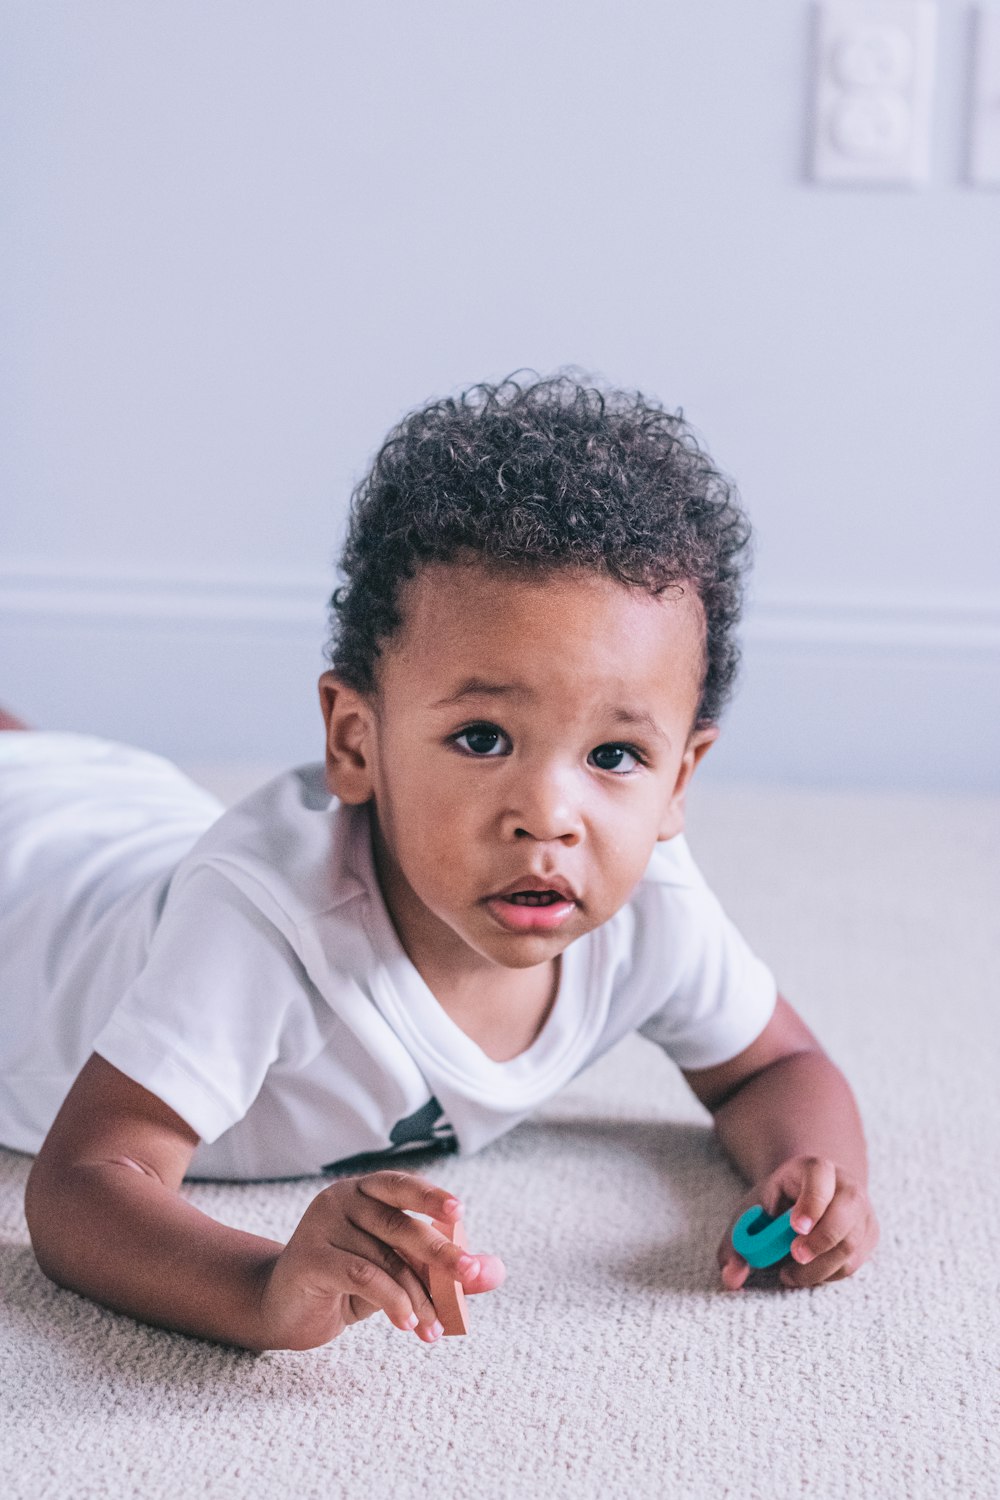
507, 891, 561, 905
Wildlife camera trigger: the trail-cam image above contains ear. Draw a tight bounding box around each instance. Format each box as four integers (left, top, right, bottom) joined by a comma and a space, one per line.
657, 724, 720, 841
317, 670, 377, 804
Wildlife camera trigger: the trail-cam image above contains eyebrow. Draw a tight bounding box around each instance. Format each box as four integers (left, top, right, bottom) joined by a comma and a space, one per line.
431, 678, 670, 746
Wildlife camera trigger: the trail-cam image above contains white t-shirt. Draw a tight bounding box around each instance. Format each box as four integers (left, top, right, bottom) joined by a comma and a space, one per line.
0, 732, 777, 1180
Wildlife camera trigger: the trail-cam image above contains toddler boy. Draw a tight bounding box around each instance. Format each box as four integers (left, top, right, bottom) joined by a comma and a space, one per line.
1, 373, 878, 1351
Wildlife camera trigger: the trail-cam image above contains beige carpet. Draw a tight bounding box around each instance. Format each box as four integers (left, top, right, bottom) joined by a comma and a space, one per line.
2, 774, 998, 1500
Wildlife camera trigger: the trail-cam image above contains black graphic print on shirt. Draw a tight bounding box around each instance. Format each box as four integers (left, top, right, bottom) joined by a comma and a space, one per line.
322, 1095, 458, 1175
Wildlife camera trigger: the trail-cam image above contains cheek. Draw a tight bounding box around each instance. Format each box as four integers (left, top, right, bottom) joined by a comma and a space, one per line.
597, 821, 664, 894
616, 844, 657, 892
394, 780, 473, 869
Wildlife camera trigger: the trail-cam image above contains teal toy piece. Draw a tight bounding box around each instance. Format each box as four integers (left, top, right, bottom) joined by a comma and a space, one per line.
731, 1206, 798, 1269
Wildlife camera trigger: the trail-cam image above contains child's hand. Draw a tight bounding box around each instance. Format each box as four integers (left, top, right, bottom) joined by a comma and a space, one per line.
258, 1170, 506, 1349
717, 1155, 880, 1292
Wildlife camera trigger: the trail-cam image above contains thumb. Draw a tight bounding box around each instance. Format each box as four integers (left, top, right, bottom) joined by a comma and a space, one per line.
403, 1246, 508, 1297
719, 1241, 750, 1290
724, 1260, 750, 1290
460, 1251, 507, 1295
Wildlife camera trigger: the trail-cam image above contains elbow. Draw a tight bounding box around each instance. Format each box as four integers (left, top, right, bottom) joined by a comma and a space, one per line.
24, 1158, 56, 1279
24, 1153, 75, 1286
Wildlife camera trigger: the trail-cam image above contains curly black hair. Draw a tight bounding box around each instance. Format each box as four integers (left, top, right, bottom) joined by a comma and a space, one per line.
325, 371, 754, 731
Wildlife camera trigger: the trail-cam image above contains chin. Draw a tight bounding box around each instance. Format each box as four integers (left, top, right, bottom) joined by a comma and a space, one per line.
487, 932, 579, 966
499, 949, 561, 969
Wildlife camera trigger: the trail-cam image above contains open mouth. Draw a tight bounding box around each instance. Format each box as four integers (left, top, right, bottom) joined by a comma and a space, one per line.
503, 891, 565, 906
486, 889, 576, 932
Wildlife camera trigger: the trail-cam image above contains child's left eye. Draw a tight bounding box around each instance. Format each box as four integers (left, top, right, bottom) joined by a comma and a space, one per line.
590, 745, 642, 774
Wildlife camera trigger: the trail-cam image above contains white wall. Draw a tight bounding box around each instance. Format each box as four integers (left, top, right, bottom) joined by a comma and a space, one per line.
2, 1, 998, 790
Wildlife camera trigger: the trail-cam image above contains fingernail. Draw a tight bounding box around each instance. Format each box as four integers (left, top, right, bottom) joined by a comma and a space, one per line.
405, 1312, 419, 1329
457, 1255, 479, 1278
795, 1217, 813, 1234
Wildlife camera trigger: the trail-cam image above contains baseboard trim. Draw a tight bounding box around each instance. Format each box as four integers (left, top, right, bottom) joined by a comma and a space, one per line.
3, 564, 997, 790
0, 562, 330, 623
746, 597, 1000, 653
2, 562, 998, 651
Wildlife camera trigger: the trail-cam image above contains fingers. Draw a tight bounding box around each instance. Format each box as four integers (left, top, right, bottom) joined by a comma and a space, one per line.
449, 1251, 507, 1295
338, 1172, 488, 1339
720, 1256, 750, 1291
357, 1169, 465, 1226
779, 1195, 877, 1289
717, 1159, 879, 1296
782, 1156, 839, 1236
354, 1170, 483, 1283
717, 1204, 749, 1290
331, 1226, 442, 1336
784, 1176, 861, 1274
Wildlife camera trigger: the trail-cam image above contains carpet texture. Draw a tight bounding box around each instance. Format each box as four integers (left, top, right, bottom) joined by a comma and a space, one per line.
1, 776, 997, 1500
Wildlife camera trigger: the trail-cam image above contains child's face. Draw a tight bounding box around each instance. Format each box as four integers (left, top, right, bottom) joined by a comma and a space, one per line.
319, 558, 718, 984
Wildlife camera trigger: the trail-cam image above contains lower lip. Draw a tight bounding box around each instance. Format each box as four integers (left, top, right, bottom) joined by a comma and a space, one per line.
485, 896, 577, 932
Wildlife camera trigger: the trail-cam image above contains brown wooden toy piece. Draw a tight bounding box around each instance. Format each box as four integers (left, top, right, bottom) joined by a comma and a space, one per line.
427, 1217, 470, 1336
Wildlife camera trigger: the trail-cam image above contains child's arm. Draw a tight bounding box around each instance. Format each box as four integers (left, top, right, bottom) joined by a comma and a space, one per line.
25, 1054, 501, 1350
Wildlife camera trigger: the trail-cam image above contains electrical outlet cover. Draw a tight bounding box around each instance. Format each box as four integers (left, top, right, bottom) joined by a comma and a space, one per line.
969, 6, 1000, 187
812, 0, 937, 186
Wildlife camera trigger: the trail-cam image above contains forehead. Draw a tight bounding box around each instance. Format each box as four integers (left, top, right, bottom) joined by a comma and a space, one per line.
383, 559, 705, 707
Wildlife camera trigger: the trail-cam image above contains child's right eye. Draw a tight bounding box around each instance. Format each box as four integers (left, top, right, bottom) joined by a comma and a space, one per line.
452, 724, 508, 757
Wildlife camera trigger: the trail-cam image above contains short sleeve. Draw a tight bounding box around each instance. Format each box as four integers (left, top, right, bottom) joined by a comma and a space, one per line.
91, 864, 306, 1143
634, 876, 778, 1070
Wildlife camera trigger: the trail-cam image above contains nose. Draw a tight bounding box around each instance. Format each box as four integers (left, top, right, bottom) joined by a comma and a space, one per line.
502, 764, 584, 844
